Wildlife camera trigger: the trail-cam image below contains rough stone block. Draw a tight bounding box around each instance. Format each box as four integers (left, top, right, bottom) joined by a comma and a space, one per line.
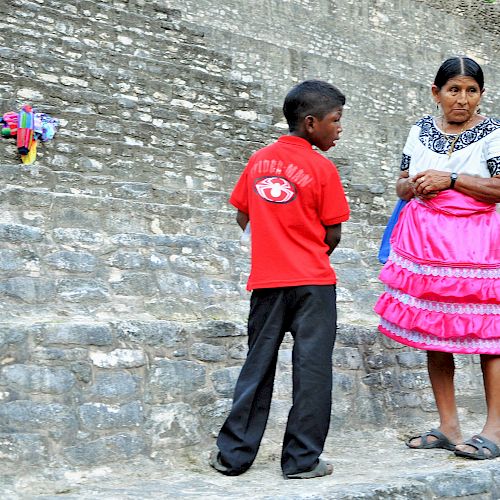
89, 348, 146, 368
108, 251, 145, 269
277, 348, 292, 366
0, 364, 76, 394
0, 401, 77, 441
228, 343, 247, 360
421, 469, 493, 497
355, 386, 388, 425
0, 326, 31, 348
492, 468, 500, 500
70, 362, 93, 384
63, 433, 147, 465
331, 482, 429, 499
111, 272, 158, 296
330, 248, 362, 264
147, 360, 206, 403
380, 335, 407, 350
0, 277, 55, 303
210, 366, 241, 397
366, 352, 395, 370
198, 277, 242, 300
332, 371, 356, 395
57, 278, 110, 302
200, 395, 232, 430
45, 250, 97, 272
0, 223, 43, 242
52, 227, 105, 248
147, 402, 201, 449
88, 371, 140, 401
386, 391, 422, 409
191, 342, 226, 362
0, 250, 25, 271
157, 272, 200, 296
362, 371, 395, 389
0, 433, 49, 464
192, 320, 246, 338
398, 371, 431, 390
332, 347, 363, 370
41, 323, 113, 346
79, 401, 144, 431
31, 347, 88, 362
111, 233, 152, 247
396, 351, 427, 369
115, 320, 187, 347
336, 323, 377, 346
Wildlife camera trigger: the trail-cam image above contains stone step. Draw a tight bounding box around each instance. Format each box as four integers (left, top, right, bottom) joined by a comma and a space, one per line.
0, 50, 264, 118
0, 164, 232, 207
0, 0, 229, 71
0, 186, 247, 320
0, 184, 382, 326
1, 317, 478, 476
1, 437, 495, 499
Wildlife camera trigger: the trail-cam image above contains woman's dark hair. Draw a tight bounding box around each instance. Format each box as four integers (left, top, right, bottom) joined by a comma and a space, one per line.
434, 56, 484, 90
283, 80, 345, 132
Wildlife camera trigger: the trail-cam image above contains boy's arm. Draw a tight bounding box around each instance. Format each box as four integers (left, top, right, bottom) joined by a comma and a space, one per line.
324, 223, 342, 255
236, 210, 249, 231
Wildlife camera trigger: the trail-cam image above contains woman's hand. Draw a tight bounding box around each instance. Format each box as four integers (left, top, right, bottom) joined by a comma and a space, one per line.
412, 169, 451, 198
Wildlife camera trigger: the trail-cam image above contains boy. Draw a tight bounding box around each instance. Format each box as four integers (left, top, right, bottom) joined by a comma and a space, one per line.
210, 80, 350, 479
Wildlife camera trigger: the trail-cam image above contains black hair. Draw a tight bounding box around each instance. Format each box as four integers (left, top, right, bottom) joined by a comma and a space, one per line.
434, 56, 484, 90
283, 80, 346, 132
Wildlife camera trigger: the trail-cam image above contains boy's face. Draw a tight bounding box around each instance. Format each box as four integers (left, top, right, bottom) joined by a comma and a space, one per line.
305, 106, 343, 151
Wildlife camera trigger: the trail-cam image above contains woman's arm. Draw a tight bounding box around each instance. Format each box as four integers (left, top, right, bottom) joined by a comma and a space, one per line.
413, 170, 500, 203
396, 171, 414, 200
451, 174, 500, 203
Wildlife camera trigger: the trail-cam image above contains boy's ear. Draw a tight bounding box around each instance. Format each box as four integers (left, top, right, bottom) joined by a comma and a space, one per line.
304, 115, 315, 132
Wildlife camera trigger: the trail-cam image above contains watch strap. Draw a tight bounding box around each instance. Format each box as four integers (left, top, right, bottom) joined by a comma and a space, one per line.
450, 173, 458, 189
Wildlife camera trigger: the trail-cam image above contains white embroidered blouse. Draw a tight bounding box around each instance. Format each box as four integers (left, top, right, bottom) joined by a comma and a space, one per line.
400, 115, 500, 178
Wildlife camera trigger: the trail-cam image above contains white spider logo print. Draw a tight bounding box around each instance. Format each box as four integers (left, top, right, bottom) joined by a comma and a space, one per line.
254, 176, 297, 203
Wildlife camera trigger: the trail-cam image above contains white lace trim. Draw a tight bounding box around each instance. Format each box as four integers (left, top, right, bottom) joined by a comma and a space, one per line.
385, 286, 500, 315
380, 318, 500, 351
389, 250, 500, 279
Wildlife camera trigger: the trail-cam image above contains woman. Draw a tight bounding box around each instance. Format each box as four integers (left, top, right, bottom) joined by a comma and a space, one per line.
375, 56, 500, 460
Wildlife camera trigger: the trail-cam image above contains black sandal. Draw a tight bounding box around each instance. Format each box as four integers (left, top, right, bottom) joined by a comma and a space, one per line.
405, 428, 456, 451
454, 435, 500, 460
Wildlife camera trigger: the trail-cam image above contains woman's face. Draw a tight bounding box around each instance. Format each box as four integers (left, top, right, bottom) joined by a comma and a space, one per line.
432, 75, 483, 125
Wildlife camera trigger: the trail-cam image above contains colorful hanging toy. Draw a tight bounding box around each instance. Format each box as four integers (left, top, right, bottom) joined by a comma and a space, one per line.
1, 105, 59, 165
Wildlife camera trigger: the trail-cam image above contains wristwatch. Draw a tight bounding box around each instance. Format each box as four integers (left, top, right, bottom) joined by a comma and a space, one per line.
450, 172, 458, 189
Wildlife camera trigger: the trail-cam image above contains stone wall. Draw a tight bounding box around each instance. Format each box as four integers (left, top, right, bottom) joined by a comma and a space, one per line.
0, 0, 498, 468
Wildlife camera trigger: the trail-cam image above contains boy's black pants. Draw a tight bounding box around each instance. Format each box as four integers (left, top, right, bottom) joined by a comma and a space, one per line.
216, 285, 337, 476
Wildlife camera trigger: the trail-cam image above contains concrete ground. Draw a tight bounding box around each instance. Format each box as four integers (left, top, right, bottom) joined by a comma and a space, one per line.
1, 428, 499, 500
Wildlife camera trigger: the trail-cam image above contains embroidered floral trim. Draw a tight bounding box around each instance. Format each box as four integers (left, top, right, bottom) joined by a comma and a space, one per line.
400, 153, 411, 171
416, 116, 500, 156
380, 318, 500, 350
385, 286, 500, 315
389, 250, 500, 279
487, 156, 500, 176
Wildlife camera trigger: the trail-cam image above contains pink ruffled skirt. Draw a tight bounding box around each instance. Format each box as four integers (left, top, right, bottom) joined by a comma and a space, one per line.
375, 190, 500, 354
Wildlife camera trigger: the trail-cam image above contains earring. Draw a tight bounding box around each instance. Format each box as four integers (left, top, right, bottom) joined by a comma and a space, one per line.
476, 107, 481, 114
436, 103, 440, 112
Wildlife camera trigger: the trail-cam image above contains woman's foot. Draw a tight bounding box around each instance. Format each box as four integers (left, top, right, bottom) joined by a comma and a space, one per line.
455, 427, 500, 459
406, 426, 462, 450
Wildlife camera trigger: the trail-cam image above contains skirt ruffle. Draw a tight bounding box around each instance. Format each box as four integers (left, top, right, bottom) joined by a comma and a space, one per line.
379, 261, 499, 303
375, 290, 499, 339
375, 190, 500, 355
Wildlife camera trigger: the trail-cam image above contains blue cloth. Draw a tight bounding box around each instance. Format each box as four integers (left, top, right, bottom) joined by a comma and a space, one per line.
378, 198, 408, 264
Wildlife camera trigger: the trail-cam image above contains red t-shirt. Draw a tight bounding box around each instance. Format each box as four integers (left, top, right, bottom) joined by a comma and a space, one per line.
230, 135, 350, 290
